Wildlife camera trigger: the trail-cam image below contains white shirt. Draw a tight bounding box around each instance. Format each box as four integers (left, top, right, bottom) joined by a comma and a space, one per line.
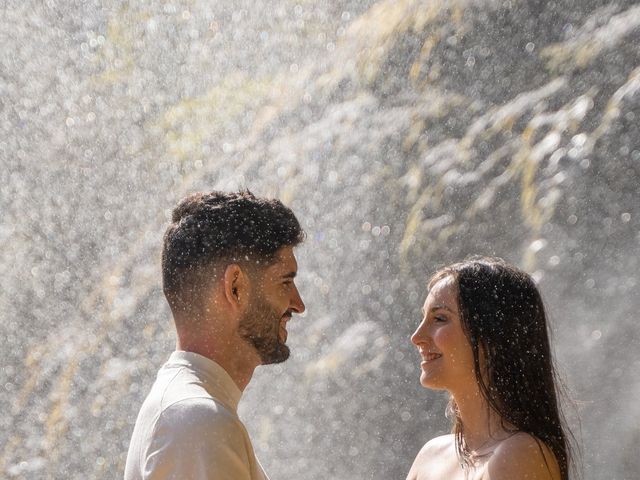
124, 351, 269, 480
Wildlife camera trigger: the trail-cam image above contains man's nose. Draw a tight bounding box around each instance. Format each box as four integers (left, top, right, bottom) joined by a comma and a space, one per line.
290, 286, 305, 314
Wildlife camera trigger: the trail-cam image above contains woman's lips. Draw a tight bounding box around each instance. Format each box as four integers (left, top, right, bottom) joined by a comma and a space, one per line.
420, 352, 442, 365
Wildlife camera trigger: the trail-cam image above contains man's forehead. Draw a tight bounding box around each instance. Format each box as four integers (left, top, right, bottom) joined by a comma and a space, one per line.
266, 246, 298, 272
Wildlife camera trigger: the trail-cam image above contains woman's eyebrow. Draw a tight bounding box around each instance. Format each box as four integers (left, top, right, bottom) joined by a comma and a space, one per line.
429, 304, 454, 313
421, 304, 454, 316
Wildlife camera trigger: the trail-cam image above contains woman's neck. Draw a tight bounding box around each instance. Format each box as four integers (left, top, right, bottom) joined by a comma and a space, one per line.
452, 387, 514, 453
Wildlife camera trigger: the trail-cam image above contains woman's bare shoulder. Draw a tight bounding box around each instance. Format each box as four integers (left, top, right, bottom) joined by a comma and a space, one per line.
418, 434, 455, 456
406, 435, 456, 480
411, 434, 456, 467
485, 432, 561, 480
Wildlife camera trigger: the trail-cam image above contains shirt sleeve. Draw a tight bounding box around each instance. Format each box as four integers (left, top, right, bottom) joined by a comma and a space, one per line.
142, 398, 254, 480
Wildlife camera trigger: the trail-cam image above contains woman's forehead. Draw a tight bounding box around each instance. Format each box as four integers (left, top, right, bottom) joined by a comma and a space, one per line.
424, 276, 457, 308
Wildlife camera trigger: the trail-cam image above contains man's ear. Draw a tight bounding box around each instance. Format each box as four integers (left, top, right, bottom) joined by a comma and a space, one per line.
223, 264, 247, 311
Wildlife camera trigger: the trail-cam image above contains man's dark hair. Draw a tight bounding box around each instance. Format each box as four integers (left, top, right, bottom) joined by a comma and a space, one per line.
162, 190, 304, 305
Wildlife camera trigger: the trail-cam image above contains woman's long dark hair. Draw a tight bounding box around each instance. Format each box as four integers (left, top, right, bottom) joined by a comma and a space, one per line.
428, 257, 575, 479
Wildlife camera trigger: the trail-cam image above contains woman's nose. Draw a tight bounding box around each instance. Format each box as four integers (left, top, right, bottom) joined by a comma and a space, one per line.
411, 321, 427, 346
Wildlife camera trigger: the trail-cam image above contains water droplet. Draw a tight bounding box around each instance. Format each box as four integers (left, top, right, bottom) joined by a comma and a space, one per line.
529, 239, 547, 252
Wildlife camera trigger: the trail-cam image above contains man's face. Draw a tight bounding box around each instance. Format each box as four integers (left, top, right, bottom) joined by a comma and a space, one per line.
238, 246, 305, 364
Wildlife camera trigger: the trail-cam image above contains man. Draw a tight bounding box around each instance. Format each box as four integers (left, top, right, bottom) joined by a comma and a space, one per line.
124, 190, 306, 480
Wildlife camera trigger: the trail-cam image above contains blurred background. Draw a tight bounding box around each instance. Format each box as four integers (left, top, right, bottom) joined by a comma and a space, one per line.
1, 0, 639, 478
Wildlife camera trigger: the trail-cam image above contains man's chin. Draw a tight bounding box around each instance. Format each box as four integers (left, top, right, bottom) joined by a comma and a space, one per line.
259, 343, 290, 365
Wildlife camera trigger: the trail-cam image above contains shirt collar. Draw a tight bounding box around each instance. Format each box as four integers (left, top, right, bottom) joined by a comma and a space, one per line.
167, 350, 243, 412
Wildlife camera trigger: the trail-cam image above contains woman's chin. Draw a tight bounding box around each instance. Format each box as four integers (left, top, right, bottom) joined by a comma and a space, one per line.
419, 374, 433, 388
419, 374, 445, 390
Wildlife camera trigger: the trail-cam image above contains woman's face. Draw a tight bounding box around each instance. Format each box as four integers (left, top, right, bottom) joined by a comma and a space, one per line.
411, 276, 476, 393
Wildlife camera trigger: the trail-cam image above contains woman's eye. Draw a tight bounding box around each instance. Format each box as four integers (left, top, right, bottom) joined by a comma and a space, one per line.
434, 316, 447, 323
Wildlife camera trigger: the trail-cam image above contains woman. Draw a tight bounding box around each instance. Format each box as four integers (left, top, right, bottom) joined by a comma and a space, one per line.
406, 257, 575, 480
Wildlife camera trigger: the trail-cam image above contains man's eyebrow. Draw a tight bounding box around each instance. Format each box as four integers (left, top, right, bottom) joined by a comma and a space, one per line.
282, 271, 297, 279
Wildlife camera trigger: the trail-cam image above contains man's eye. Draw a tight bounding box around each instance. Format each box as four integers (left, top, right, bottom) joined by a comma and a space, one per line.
434, 316, 447, 323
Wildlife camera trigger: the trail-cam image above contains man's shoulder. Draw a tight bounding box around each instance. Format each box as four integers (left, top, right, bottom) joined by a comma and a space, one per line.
144, 397, 250, 458
156, 396, 242, 434
150, 362, 237, 416
137, 365, 246, 442
128, 398, 252, 480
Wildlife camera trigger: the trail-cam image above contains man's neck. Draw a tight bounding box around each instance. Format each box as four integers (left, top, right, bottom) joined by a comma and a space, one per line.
175, 337, 258, 392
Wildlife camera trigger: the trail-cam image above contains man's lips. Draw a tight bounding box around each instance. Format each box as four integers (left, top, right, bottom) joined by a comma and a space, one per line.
279, 314, 292, 341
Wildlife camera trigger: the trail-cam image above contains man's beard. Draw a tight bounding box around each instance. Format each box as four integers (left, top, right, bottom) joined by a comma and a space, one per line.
238, 294, 290, 365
